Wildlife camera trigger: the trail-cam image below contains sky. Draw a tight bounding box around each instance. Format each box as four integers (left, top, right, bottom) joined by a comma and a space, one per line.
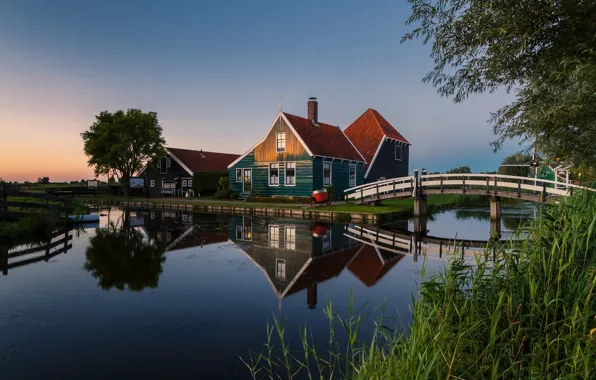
0, 0, 523, 182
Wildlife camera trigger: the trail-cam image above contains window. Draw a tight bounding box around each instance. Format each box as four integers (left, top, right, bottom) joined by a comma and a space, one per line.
275, 259, 286, 280
188, 179, 192, 187
243, 220, 252, 241
182, 180, 187, 187
160, 157, 167, 174
150, 180, 155, 188
285, 162, 296, 186
269, 163, 279, 186
166, 157, 172, 167
395, 145, 402, 161
236, 226, 243, 240
349, 164, 356, 187
323, 161, 332, 186
182, 214, 188, 222
269, 225, 280, 248
236, 168, 242, 182
276, 132, 286, 152
323, 230, 332, 251
285, 226, 296, 250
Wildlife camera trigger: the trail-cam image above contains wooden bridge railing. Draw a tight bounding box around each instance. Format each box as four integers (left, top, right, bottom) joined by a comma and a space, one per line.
344, 173, 595, 203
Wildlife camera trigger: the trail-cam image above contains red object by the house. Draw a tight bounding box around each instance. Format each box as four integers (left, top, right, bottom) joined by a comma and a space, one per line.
312, 189, 328, 204
311, 223, 328, 237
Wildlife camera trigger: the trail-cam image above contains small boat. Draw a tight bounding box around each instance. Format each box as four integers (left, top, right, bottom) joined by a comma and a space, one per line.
312, 189, 328, 204
68, 214, 100, 223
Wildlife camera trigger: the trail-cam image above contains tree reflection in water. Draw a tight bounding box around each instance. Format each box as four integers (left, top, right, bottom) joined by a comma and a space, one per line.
454, 209, 534, 231
84, 215, 166, 291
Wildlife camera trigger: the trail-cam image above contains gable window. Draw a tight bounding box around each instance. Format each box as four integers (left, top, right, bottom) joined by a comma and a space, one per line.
269, 225, 280, 248
349, 164, 357, 187
323, 161, 332, 186
285, 226, 296, 250
395, 145, 402, 161
269, 163, 279, 186
285, 162, 296, 186
150, 180, 155, 188
166, 157, 172, 167
182, 180, 187, 187
275, 259, 286, 280
276, 132, 286, 152
236, 168, 242, 182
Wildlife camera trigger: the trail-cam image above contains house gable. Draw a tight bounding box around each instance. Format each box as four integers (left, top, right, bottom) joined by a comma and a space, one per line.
253, 114, 311, 162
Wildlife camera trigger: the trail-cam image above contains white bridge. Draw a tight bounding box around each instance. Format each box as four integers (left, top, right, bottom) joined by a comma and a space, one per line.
344, 172, 593, 205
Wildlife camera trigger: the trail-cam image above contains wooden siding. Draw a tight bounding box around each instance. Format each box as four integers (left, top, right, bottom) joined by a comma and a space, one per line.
253, 116, 310, 162
229, 152, 314, 197
143, 154, 192, 197
366, 140, 409, 183
313, 158, 365, 200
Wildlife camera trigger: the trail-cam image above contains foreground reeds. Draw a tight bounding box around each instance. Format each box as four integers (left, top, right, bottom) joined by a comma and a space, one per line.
242, 191, 596, 379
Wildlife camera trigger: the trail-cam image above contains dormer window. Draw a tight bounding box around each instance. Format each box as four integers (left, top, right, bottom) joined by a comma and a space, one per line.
276, 132, 286, 152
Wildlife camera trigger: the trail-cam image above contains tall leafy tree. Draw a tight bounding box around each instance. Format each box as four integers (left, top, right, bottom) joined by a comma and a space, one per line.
81, 109, 165, 195
403, 0, 596, 169
498, 152, 533, 177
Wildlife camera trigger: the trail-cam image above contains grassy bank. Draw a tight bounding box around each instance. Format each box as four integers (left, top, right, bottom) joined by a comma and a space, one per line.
242, 191, 595, 379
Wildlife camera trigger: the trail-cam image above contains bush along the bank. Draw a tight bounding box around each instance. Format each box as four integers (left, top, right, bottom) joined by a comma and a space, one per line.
193, 171, 228, 195
241, 190, 596, 379
214, 176, 232, 199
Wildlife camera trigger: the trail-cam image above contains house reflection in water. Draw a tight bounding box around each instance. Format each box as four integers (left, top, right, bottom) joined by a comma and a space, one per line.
134, 209, 229, 251
229, 216, 408, 309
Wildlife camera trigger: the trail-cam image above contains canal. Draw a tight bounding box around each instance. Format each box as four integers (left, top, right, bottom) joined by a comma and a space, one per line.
0, 205, 536, 379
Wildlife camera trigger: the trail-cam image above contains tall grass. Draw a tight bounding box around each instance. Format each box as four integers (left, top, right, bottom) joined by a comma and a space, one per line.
242, 191, 596, 379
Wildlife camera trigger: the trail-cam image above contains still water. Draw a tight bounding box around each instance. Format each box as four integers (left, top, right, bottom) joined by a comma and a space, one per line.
0, 205, 535, 379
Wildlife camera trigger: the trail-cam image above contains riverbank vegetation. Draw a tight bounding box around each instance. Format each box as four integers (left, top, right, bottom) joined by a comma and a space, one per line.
242, 191, 595, 379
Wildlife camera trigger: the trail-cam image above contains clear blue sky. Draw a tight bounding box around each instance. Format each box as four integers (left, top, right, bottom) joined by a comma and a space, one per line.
0, 0, 522, 181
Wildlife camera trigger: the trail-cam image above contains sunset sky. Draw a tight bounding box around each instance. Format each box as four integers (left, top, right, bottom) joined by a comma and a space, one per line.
0, 0, 522, 182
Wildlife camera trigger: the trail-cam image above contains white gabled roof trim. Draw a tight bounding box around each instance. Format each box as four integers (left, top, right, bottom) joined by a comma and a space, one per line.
165, 148, 194, 176
227, 112, 314, 169
341, 128, 367, 163
364, 135, 387, 179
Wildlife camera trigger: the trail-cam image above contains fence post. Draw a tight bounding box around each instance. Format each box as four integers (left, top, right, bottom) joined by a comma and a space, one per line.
440, 176, 444, 193
517, 179, 522, 198
486, 177, 490, 195
494, 176, 498, 195
376, 183, 379, 200
413, 169, 419, 197
393, 180, 396, 196
462, 176, 466, 194
0, 184, 7, 216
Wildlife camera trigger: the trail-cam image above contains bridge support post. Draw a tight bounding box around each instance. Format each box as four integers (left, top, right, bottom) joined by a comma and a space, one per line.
489, 196, 501, 219
1, 245, 8, 276
490, 218, 502, 240
413, 196, 427, 217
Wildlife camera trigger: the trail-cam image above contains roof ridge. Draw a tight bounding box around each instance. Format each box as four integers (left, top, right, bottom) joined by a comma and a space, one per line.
367, 108, 387, 138
167, 147, 240, 156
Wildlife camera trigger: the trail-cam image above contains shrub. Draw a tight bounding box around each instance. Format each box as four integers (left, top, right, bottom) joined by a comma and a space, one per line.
214, 176, 232, 199
192, 171, 228, 195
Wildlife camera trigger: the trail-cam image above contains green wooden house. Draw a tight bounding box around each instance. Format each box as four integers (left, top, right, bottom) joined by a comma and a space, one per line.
227, 98, 366, 200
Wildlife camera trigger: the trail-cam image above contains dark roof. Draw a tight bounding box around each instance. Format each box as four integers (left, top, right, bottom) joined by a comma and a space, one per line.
283, 113, 365, 162
344, 109, 410, 169
167, 148, 240, 174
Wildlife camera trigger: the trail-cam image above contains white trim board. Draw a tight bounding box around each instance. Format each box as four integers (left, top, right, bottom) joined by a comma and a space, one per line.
165, 148, 194, 176
364, 135, 387, 179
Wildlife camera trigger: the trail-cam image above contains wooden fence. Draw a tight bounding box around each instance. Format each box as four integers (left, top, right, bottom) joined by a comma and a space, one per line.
1, 229, 73, 275
0, 185, 72, 220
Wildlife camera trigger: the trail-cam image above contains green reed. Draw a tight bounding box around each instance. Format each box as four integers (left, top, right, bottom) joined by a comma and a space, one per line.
241, 191, 596, 379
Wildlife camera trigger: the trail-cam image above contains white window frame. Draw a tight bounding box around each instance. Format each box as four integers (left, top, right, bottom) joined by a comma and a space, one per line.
182, 180, 187, 188
285, 162, 296, 186
323, 230, 332, 252
284, 226, 296, 251
150, 180, 155, 188
236, 225, 243, 240
236, 168, 243, 182
395, 145, 402, 161
275, 258, 286, 280
269, 163, 280, 186
276, 132, 286, 153
166, 157, 172, 167
188, 179, 192, 187
349, 164, 357, 187
323, 161, 332, 186
269, 225, 280, 248
243, 219, 252, 241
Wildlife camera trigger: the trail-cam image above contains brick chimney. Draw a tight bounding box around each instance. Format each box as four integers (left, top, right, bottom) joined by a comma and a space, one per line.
307, 97, 318, 125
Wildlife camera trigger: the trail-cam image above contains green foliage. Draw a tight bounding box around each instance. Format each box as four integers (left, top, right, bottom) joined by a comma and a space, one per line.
81, 109, 165, 195
37, 177, 49, 184
446, 166, 471, 174
0, 215, 62, 248
403, 0, 596, 170
245, 196, 312, 204
325, 184, 335, 202
192, 171, 227, 195
498, 152, 533, 177
84, 220, 166, 291
244, 191, 596, 379
214, 176, 232, 199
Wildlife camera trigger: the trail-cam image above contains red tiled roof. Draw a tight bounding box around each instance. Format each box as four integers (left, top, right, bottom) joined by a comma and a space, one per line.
347, 245, 404, 287
344, 109, 410, 169
283, 113, 365, 162
167, 147, 240, 174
